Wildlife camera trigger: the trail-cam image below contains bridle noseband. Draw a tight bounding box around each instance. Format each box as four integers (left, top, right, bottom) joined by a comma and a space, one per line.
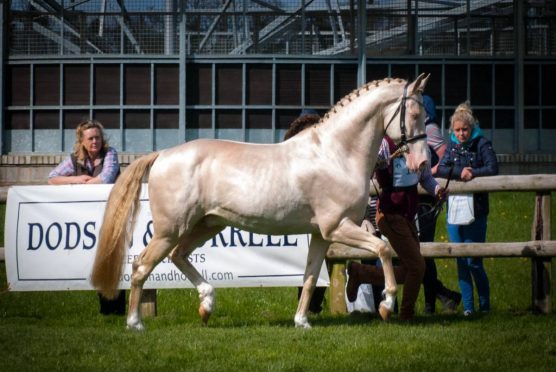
384, 83, 427, 150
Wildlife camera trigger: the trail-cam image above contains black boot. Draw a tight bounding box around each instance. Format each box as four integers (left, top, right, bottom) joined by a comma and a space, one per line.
437, 287, 462, 313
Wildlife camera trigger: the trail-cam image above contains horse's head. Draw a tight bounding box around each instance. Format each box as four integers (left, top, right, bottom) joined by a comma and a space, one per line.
384, 73, 430, 172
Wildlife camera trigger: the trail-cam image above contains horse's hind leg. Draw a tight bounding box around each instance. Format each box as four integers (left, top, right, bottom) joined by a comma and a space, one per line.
170, 225, 224, 325
327, 218, 397, 321
127, 235, 176, 331
295, 233, 328, 329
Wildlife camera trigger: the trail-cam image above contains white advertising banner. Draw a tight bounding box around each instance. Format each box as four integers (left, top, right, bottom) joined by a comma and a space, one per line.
4, 185, 329, 291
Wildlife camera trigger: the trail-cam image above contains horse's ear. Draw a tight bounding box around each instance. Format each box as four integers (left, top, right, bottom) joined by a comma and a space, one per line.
409, 73, 430, 95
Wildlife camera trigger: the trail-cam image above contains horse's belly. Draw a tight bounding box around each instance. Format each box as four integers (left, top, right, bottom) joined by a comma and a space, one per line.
204, 206, 317, 236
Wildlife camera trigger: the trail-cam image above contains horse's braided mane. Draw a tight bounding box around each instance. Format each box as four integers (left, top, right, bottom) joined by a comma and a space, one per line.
320, 77, 406, 122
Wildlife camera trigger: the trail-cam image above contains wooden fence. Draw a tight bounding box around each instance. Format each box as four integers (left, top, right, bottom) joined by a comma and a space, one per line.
2, 174, 555, 316
327, 174, 556, 315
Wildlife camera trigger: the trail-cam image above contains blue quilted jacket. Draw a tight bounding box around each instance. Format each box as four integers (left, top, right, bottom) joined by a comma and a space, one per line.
437, 128, 498, 218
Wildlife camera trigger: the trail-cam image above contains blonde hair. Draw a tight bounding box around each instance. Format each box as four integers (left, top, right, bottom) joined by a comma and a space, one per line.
449, 101, 477, 132
73, 120, 109, 161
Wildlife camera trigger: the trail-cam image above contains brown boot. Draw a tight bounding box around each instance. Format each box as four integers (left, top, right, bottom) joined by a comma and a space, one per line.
346, 261, 385, 302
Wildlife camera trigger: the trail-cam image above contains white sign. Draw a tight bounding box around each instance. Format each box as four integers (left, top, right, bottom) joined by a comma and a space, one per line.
4, 185, 329, 291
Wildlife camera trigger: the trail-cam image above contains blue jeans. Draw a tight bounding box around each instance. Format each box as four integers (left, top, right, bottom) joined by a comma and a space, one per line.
447, 216, 490, 313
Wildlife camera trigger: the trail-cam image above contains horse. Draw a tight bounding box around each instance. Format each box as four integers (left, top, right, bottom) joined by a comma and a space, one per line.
91, 74, 430, 330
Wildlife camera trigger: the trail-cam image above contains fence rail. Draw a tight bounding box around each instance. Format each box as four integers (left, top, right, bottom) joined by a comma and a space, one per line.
327, 174, 556, 315
2, 174, 555, 315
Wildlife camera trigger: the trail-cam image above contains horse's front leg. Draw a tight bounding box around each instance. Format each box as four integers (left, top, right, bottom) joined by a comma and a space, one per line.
128, 235, 175, 331
327, 218, 397, 321
295, 233, 328, 329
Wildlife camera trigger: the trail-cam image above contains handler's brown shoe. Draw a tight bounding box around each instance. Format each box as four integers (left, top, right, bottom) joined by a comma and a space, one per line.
346, 261, 361, 302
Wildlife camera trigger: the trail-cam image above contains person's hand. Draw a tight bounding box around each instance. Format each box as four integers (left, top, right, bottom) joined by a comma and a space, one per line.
436, 186, 447, 202
85, 176, 102, 184
74, 175, 93, 184
460, 167, 474, 182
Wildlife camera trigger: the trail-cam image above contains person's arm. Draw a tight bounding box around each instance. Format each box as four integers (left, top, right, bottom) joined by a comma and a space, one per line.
470, 138, 499, 178
48, 157, 93, 185
86, 148, 120, 184
420, 163, 444, 199
426, 123, 447, 175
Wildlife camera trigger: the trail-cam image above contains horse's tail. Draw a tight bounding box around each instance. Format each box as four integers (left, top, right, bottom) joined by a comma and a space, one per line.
91, 151, 160, 299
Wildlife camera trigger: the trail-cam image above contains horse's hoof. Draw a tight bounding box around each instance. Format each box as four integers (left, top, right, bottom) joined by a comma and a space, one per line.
294, 314, 311, 329
126, 322, 145, 332
378, 303, 392, 321
199, 306, 211, 325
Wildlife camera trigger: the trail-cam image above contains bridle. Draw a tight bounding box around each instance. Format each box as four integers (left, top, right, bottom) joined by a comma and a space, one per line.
384, 82, 427, 151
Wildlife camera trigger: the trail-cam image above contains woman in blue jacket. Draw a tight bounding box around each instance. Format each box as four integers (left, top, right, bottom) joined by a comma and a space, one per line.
436, 102, 498, 316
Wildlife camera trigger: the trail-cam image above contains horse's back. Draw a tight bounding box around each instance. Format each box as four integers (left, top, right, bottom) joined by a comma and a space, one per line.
147, 139, 317, 233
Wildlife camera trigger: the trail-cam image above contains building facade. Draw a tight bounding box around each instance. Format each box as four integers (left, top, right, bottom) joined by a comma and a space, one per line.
1, 0, 555, 156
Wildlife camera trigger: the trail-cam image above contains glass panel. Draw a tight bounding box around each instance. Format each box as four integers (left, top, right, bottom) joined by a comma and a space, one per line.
470, 65, 492, 105
276, 65, 301, 106
6, 111, 29, 130
186, 64, 212, 105
246, 110, 272, 130
154, 110, 179, 129
542, 109, 556, 129
124, 110, 150, 129
495, 65, 514, 105
94, 110, 120, 129
305, 65, 329, 106
63, 111, 90, 130
125, 65, 150, 105
542, 65, 556, 105
276, 110, 299, 130
366, 65, 389, 82
524, 109, 539, 129
187, 110, 212, 129
155, 65, 179, 105
418, 64, 442, 100
35, 65, 60, 105
334, 65, 357, 102
445, 65, 467, 105
34, 110, 59, 129
524, 65, 539, 106
391, 64, 415, 81
474, 109, 492, 130
494, 109, 514, 129
247, 65, 272, 105
7, 65, 30, 106
95, 65, 120, 105
216, 110, 241, 129
216, 65, 242, 105
64, 65, 90, 105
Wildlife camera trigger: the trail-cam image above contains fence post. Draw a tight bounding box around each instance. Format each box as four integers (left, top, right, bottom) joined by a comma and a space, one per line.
329, 262, 348, 314
141, 289, 157, 317
531, 192, 552, 313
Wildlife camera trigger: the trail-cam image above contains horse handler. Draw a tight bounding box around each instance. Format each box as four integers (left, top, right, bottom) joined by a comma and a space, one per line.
347, 136, 446, 321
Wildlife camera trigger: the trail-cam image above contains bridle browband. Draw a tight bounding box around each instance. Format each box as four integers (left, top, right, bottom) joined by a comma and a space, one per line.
384, 82, 427, 149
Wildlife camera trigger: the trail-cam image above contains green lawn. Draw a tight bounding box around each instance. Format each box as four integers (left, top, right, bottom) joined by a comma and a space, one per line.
1, 193, 555, 371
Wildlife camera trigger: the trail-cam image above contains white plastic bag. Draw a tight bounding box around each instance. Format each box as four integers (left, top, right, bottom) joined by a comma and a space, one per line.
346, 283, 376, 314
447, 194, 475, 225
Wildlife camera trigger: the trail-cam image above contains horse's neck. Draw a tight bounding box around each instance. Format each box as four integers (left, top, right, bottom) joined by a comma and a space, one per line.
318, 90, 393, 168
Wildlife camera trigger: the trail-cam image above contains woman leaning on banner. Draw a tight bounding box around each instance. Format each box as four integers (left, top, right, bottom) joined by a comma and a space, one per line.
48, 119, 125, 315
436, 102, 498, 317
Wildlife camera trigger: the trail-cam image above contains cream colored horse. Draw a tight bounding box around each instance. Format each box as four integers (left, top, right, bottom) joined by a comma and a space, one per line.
91, 74, 430, 330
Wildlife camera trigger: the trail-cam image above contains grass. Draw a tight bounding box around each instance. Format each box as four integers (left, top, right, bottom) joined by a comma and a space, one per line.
1, 193, 556, 371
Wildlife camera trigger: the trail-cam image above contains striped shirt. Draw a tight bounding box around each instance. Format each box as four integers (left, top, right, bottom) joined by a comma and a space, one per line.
48, 147, 120, 184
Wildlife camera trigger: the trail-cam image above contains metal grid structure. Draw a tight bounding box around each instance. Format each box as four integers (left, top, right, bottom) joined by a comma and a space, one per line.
2, 0, 556, 155
9, 0, 553, 57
